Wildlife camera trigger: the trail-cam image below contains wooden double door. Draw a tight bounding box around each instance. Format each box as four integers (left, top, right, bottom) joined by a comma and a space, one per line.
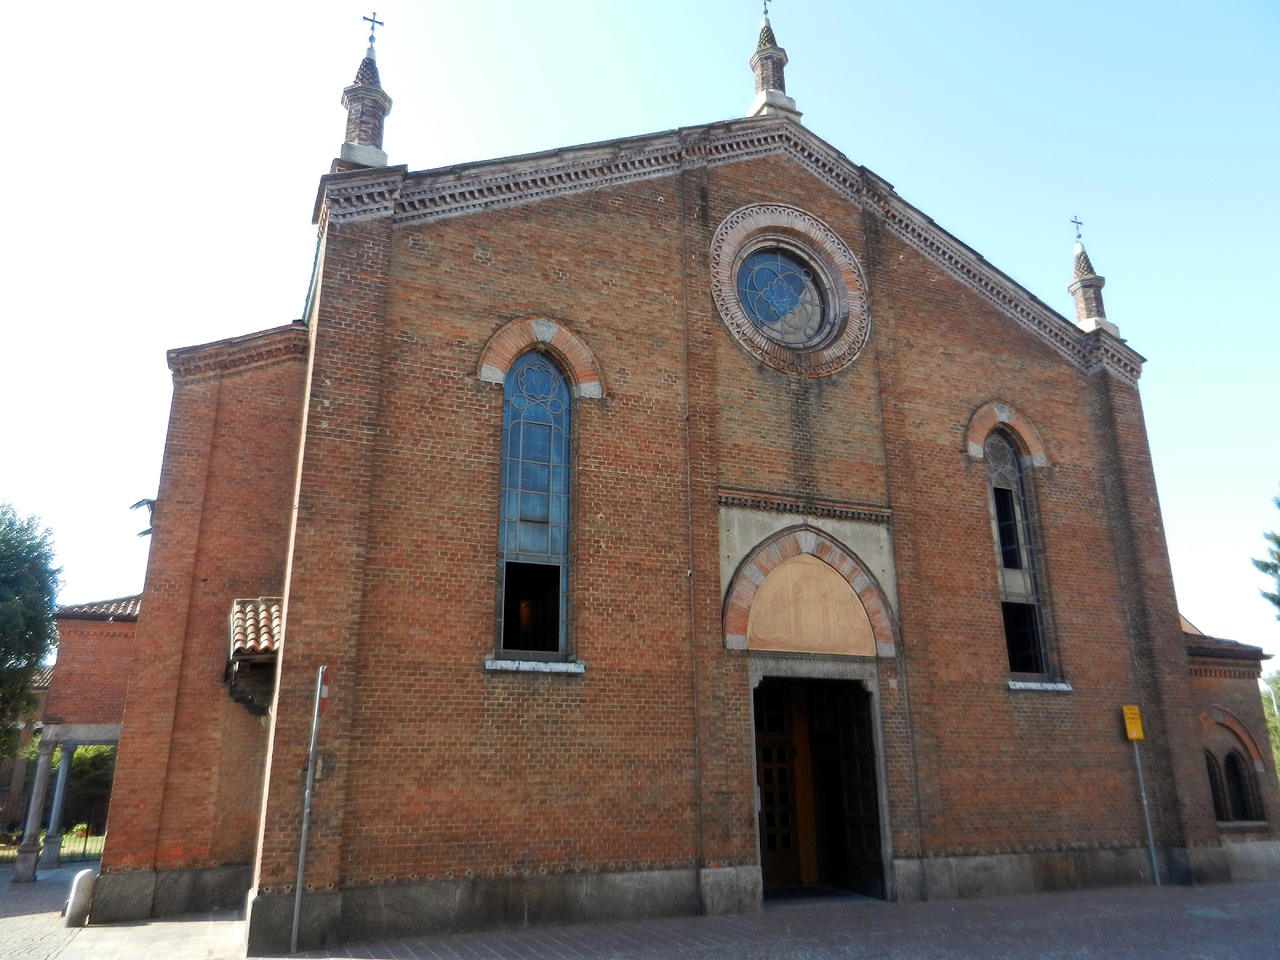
754, 678, 884, 897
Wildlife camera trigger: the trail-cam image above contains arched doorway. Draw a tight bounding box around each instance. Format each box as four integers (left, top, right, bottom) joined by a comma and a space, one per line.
726, 526, 895, 900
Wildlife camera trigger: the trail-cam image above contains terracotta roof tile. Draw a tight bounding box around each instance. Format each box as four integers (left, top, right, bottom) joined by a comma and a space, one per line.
230, 598, 283, 657
56, 594, 142, 621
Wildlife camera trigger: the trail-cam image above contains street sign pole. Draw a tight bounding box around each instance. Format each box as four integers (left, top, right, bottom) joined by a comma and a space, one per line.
1122, 705, 1160, 887
291, 665, 329, 953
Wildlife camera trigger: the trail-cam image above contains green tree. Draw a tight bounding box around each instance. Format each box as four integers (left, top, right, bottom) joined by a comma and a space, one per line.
1255, 493, 1280, 617
0, 504, 59, 757
1264, 672, 1280, 777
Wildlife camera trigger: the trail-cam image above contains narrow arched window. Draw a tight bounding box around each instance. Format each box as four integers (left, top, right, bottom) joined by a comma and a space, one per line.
498, 353, 570, 656
1223, 751, 1262, 821
984, 432, 1048, 674
1205, 751, 1228, 821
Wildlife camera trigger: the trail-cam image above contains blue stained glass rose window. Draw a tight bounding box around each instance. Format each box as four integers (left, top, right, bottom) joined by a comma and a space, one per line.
736, 249, 828, 347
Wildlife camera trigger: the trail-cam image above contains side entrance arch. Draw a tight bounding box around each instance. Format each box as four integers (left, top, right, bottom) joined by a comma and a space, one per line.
726, 526, 897, 900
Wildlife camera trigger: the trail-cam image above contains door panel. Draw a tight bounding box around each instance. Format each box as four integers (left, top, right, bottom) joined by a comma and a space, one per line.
754, 679, 884, 897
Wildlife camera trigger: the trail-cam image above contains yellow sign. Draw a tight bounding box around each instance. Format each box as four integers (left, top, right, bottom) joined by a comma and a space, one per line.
1122, 705, 1144, 741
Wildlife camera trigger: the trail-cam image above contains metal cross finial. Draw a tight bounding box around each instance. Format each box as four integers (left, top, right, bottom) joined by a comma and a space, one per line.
364, 11, 384, 46
1071, 216, 1083, 240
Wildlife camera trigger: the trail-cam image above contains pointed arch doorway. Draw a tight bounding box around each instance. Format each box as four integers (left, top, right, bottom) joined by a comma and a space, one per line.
725, 526, 896, 900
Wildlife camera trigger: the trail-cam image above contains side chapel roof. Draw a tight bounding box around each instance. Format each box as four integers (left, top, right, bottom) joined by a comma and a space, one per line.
56, 594, 142, 621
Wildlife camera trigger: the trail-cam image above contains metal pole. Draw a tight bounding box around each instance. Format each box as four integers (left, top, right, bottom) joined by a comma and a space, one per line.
1132, 738, 1160, 886
290, 666, 327, 953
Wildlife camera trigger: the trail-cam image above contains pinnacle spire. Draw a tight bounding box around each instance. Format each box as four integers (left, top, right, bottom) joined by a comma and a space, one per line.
758, 16, 777, 50
748, 5, 800, 120
1067, 227, 1118, 337
339, 13, 393, 168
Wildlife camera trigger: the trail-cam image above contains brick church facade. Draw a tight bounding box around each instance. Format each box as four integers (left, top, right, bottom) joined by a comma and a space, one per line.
72, 17, 1277, 952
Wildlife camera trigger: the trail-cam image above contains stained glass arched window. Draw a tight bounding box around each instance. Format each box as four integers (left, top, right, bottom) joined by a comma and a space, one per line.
498, 353, 570, 655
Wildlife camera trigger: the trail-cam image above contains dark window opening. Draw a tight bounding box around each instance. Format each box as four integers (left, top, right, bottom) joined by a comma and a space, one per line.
1224, 752, 1262, 821
986, 432, 1050, 676
502, 562, 561, 652
1206, 751, 1228, 821
1002, 602, 1045, 674
992, 486, 1022, 569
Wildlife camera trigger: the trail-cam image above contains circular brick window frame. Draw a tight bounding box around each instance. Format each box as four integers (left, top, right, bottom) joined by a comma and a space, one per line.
710, 204, 871, 377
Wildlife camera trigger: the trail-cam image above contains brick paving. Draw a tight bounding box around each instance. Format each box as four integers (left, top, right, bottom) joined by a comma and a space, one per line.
3, 866, 1278, 960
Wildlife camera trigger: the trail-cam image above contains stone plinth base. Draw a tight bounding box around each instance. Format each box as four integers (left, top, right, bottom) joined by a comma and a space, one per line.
892, 845, 1234, 902
246, 866, 741, 956
89, 864, 252, 923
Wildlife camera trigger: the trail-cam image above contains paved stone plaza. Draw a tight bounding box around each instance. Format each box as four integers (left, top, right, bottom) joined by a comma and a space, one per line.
3, 865, 1279, 959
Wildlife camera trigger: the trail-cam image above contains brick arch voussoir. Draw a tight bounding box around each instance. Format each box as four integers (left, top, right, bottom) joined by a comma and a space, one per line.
965, 399, 1049, 468
476, 315, 605, 399
1203, 707, 1265, 764
723, 525, 898, 654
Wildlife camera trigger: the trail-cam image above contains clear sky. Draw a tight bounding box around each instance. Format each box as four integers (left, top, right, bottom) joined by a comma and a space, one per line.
2, 1, 1278, 660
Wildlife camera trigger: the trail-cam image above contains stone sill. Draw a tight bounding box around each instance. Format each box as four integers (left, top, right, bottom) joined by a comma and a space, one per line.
1217, 820, 1270, 835
485, 659, 585, 675
1007, 680, 1073, 692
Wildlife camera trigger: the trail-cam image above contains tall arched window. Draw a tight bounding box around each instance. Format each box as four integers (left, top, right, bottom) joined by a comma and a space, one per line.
1223, 751, 1263, 822
984, 432, 1048, 674
1205, 750, 1228, 821
498, 353, 570, 656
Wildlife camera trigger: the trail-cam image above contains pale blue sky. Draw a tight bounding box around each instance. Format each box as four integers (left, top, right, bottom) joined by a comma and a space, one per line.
2, 1, 1277, 659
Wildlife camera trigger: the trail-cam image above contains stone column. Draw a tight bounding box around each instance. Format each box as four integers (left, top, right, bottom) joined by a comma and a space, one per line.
40, 742, 77, 868
12, 737, 55, 883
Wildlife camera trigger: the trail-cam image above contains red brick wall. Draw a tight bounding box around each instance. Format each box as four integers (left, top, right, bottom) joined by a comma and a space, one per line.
102, 326, 307, 875
1189, 653, 1280, 838
247, 148, 1223, 898
46, 619, 134, 725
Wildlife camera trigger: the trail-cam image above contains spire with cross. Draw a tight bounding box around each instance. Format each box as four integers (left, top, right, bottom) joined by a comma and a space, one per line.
749, 0, 800, 119
364, 11, 384, 49
1067, 218, 1116, 335
340, 12, 393, 168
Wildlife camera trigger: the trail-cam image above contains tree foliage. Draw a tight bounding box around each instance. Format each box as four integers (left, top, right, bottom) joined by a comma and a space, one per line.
0, 504, 59, 757
1262, 672, 1280, 779
1255, 493, 1280, 618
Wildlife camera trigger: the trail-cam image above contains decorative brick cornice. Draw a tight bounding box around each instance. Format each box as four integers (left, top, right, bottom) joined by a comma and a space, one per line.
313, 165, 409, 234
718, 489, 891, 525
313, 116, 1145, 384
1080, 327, 1145, 385
168, 324, 309, 384
1185, 632, 1270, 662
1189, 665, 1263, 681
